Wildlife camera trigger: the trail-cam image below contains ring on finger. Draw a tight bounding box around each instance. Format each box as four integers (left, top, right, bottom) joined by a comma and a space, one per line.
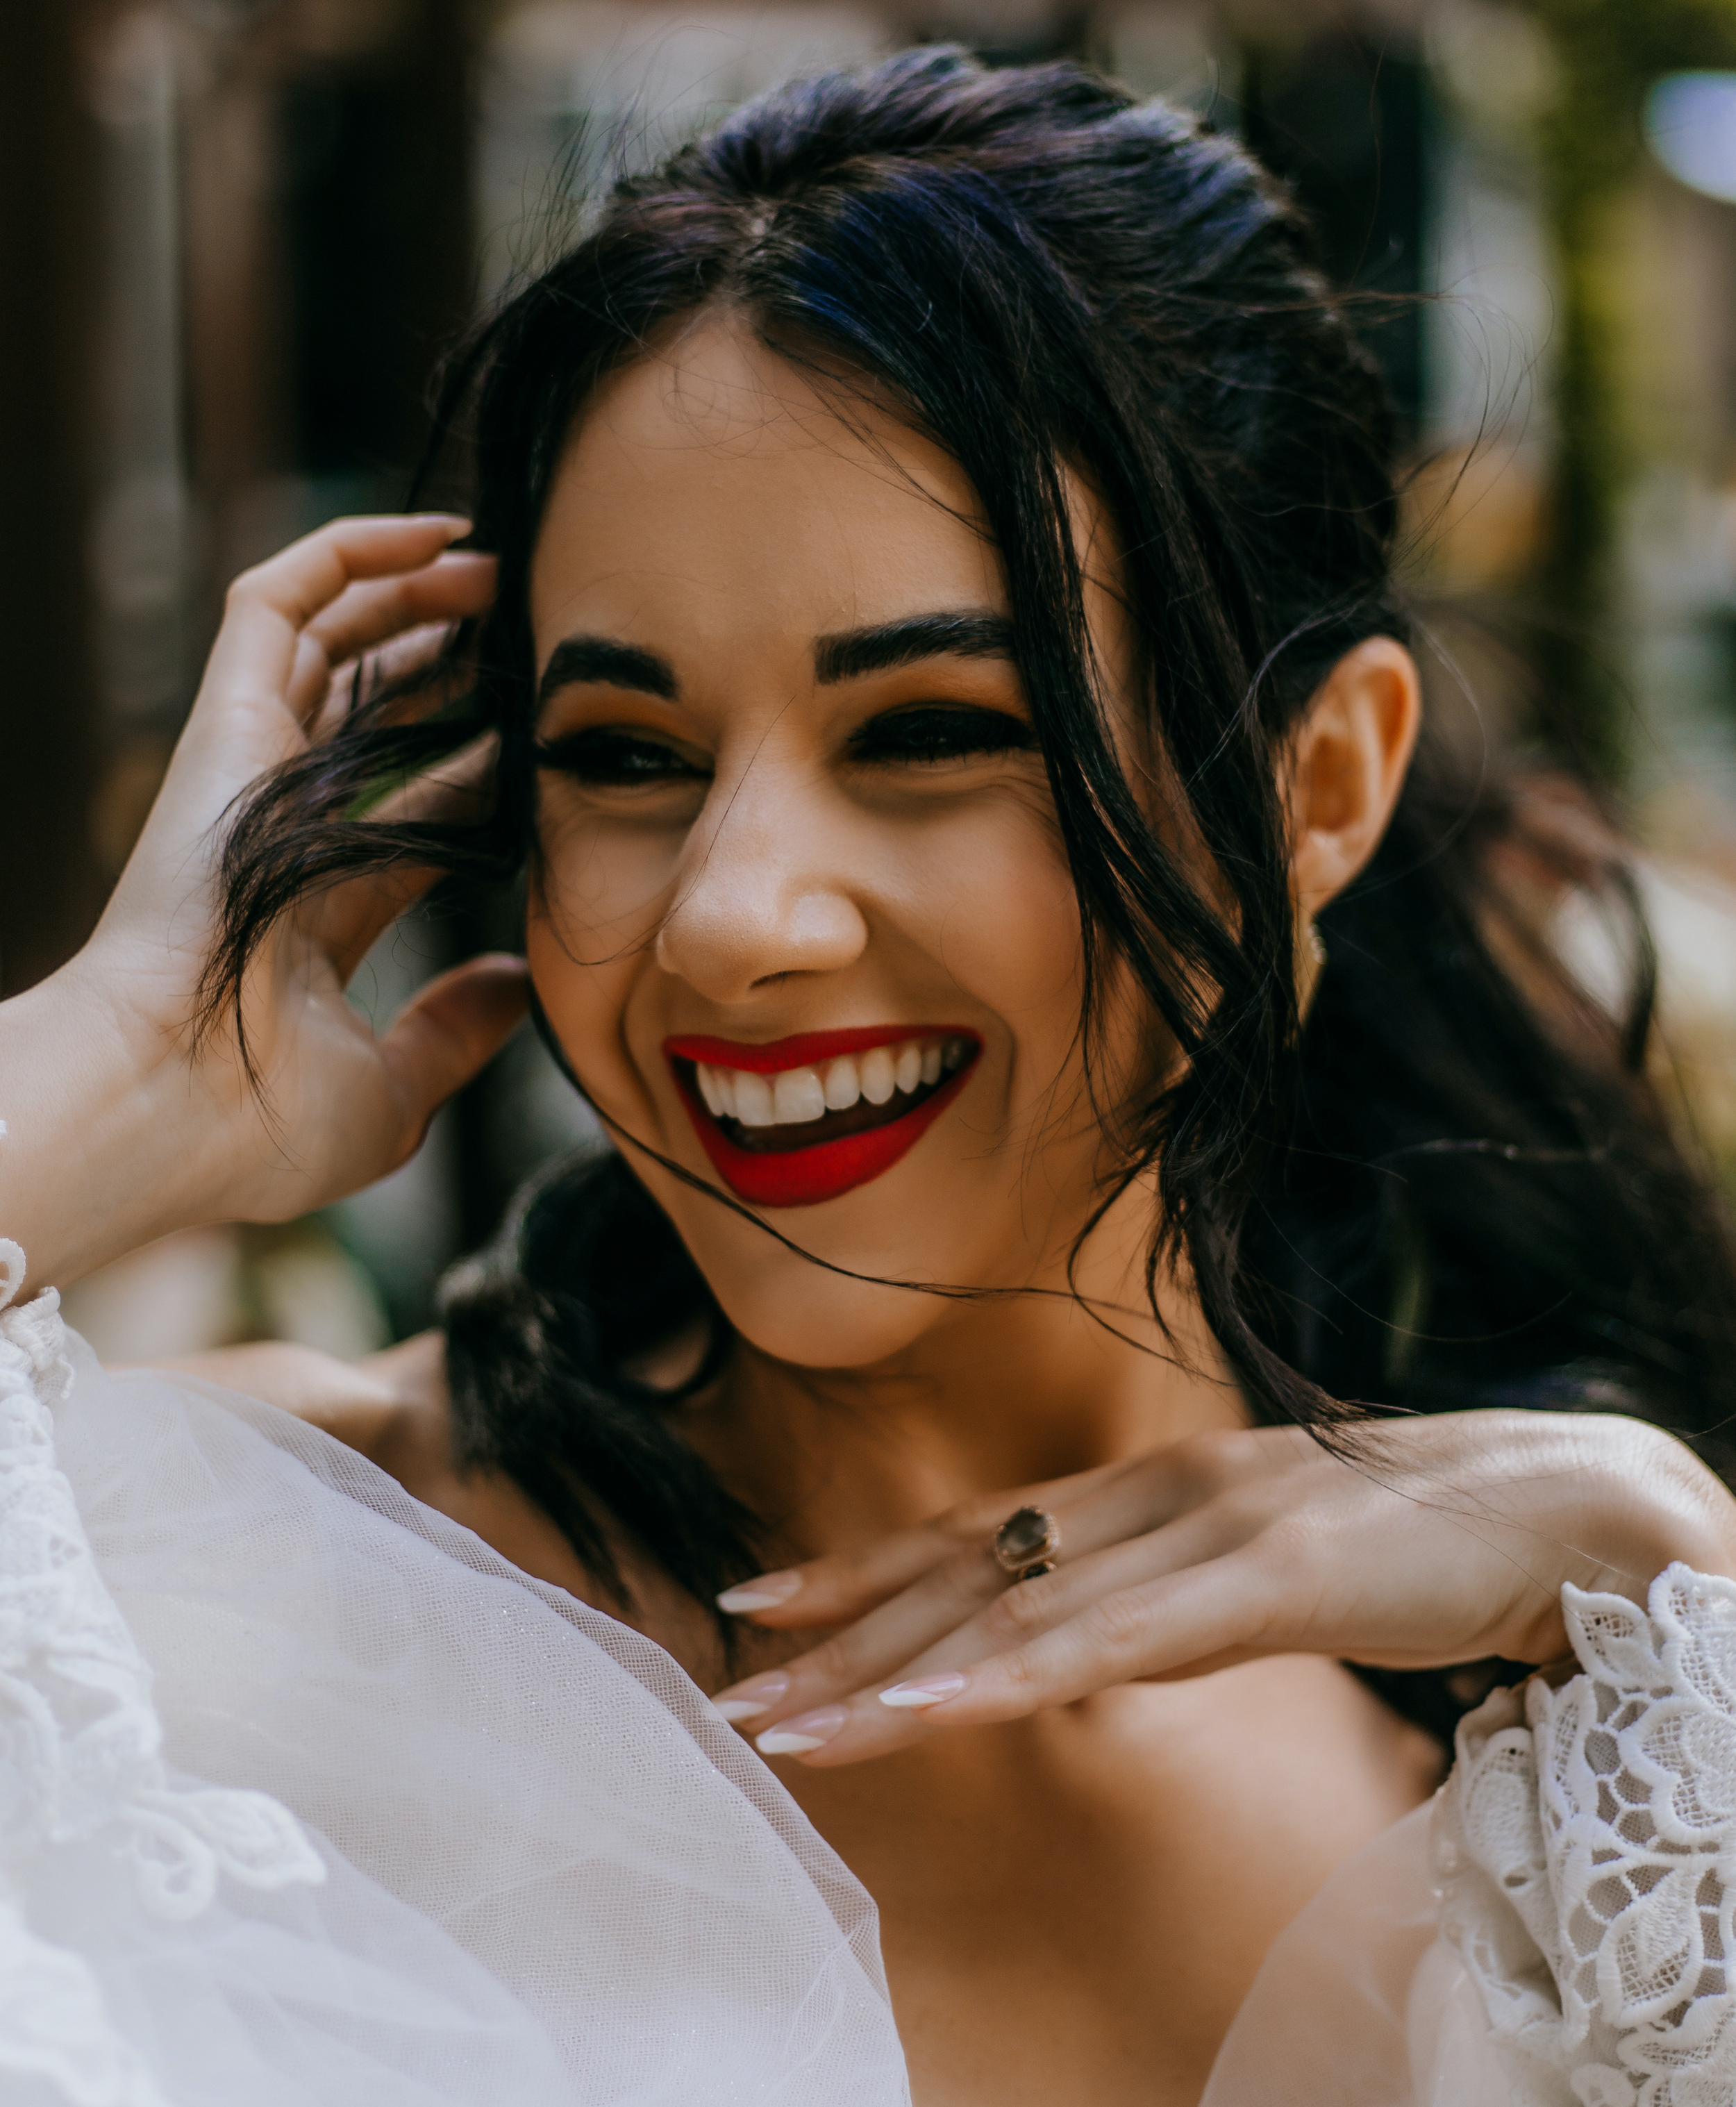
992, 1505, 1060, 1583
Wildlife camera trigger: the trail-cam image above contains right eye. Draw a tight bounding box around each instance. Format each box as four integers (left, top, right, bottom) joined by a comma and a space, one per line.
534, 728, 710, 788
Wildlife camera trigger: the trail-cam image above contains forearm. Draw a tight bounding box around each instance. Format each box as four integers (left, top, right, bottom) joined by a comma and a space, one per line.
0, 957, 222, 1295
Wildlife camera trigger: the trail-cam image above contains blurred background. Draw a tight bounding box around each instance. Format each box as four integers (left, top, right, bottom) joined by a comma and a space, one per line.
11, 0, 1736, 1360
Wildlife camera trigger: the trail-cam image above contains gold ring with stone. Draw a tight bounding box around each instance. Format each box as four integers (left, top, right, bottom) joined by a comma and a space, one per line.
992, 1506, 1060, 1583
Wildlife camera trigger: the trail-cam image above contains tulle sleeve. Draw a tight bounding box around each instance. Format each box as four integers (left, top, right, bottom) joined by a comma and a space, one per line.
1203, 1564, 1736, 2106
0, 1241, 909, 2106
15, 1205, 1736, 2107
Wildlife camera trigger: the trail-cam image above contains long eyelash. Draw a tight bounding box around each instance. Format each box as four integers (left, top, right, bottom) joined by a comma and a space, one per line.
534, 730, 704, 780
849, 706, 1036, 763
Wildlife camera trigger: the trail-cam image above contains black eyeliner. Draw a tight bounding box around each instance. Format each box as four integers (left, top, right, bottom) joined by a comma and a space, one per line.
848, 704, 1036, 762
534, 728, 708, 781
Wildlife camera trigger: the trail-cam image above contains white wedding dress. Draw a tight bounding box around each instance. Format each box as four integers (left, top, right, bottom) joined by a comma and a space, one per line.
5, 1235, 1735, 2106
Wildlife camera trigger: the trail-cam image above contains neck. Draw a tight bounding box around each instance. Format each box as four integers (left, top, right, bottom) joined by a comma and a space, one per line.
685, 1190, 1244, 1560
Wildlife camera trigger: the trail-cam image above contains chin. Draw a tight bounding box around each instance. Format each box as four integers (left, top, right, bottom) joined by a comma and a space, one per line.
728, 1288, 941, 1372
646, 1182, 974, 1372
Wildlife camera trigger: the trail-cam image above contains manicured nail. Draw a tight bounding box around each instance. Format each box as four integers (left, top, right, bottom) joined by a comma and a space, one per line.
712, 1672, 790, 1724
717, 1570, 803, 1614
879, 1673, 968, 1710
756, 1706, 846, 1756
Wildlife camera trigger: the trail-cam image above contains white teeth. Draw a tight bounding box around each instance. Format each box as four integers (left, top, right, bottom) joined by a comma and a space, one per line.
822, 1056, 861, 1111
695, 1065, 738, 1119
733, 1071, 776, 1126
772, 1068, 826, 1124
693, 1035, 974, 1131
859, 1046, 896, 1105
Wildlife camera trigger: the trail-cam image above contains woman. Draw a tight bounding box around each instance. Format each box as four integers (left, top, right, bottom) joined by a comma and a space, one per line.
8, 45, 1736, 2106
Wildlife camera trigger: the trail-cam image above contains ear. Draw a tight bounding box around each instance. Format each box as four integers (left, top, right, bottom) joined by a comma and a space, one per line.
1287, 636, 1421, 920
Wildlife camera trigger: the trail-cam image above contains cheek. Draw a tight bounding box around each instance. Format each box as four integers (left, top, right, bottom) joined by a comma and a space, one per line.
535, 794, 687, 941
525, 808, 680, 1125
893, 797, 1085, 1086
523, 911, 626, 1097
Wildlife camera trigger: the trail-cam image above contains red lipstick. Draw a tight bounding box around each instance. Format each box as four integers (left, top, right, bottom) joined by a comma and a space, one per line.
664, 1025, 981, 1208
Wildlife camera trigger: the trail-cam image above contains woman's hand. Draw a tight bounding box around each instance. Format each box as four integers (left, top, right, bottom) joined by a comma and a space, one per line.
710, 1410, 1736, 1764
0, 515, 526, 1292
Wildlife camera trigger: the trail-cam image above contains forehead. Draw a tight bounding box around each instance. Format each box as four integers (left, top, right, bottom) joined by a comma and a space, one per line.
528, 315, 1005, 653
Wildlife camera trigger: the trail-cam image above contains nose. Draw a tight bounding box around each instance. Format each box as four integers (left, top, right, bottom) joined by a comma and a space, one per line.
655, 763, 870, 1005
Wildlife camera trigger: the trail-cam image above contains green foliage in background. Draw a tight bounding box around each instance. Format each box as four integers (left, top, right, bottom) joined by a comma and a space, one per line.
1526, 0, 1736, 781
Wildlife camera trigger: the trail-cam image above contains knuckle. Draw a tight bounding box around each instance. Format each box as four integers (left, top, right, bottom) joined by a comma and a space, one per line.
981, 1576, 1055, 1642
1171, 1426, 1260, 1494
1078, 1585, 1156, 1656
1207, 1476, 1283, 1540
995, 1644, 1046, 1699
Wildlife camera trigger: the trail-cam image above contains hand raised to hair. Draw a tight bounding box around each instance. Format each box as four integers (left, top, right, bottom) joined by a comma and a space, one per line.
710, 1409, 1736, 1765
0, 516, 526, 1292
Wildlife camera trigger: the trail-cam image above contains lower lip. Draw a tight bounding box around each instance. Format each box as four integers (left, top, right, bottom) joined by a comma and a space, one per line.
670, 1061, 978, 1208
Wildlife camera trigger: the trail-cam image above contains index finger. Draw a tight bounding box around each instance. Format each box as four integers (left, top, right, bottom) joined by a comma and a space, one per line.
756, 1540, 1276, 1769
715, 1456, 1164, 1629
193, 515, 474, 743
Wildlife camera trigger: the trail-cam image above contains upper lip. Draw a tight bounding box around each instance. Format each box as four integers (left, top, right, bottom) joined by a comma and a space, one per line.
662, 1025, 975, 1072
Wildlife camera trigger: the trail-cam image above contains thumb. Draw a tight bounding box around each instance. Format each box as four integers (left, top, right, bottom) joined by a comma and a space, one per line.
378, 953, 531, 1147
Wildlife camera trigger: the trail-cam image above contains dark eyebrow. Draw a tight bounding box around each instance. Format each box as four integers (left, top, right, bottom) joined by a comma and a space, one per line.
537, 635, 678, 706
814, 612, 1017, 686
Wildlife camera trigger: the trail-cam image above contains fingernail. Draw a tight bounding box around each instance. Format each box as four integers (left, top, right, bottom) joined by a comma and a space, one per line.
717, 1570, 803, 1614
756, 1706, 846, 1756
879, 1673, 968, 1710
712, 1672, 790, 1724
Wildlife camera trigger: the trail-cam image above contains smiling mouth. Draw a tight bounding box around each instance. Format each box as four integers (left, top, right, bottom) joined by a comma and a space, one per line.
664, 1028, 982, 1208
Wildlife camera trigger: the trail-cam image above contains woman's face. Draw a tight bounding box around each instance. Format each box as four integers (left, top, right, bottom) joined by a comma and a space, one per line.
526, 315, 1147, 1369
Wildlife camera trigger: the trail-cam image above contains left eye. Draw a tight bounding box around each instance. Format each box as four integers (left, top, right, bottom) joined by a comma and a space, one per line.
848, 706, 1036, 766
535, 729, 709, 785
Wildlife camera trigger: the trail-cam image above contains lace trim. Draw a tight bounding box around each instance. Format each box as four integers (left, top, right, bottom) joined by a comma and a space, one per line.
1437, 1561, 1736, 2106
0, 1238, 324, 2104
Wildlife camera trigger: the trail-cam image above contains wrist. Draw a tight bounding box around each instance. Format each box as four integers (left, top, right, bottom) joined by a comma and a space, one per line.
1576, 1421, 1736, 1610
1482, 1415, 1736, 1665
0, 954, 225, 1295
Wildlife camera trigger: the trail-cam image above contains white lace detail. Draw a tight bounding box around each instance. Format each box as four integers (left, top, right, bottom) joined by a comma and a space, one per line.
0, 1238, 324, 2102
1436, 1562, 1736, 2106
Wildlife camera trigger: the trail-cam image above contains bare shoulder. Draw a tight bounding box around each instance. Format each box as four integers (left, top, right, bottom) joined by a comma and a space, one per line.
144, 1333, 594, 1597
143, 1337, 410, 1457
141, 1333, 726, 1681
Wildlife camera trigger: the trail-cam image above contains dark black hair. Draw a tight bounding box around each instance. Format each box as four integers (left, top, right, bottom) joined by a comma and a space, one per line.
206, 47, 1736, 1729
